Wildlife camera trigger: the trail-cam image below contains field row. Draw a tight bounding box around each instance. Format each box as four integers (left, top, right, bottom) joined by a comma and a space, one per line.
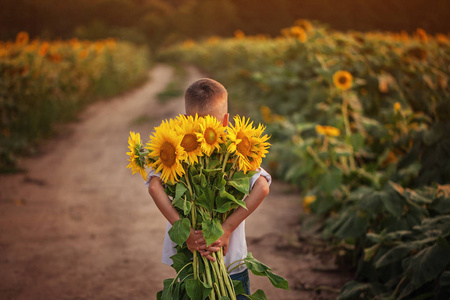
0, 32, 150, 170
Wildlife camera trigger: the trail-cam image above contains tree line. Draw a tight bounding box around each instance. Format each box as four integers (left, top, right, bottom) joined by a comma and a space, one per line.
1, 0, 448, 47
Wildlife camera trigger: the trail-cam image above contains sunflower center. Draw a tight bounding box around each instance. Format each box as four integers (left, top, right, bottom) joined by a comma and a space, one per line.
237, 132, 251, 156
338, 76, 348, 85
181, 133, 198, 152
205, 128, 217, 145
160, 142, 176, 167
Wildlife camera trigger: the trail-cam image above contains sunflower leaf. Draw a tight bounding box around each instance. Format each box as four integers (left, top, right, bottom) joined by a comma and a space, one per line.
219, 189, 246, 209
172, 195, 192, 216
202, 218, 224, 246
174, 183, 188, 202
266, 270, 289, 290
169, 218, 191, 247
246, 289, 267, 300
228, 171, 257, 195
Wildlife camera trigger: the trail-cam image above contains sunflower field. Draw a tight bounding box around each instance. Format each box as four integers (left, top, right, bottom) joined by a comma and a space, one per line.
160, 20, 450, 299
0, 32, 150, 170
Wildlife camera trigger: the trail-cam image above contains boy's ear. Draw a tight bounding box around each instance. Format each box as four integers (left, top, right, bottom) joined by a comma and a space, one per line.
222, 113, 229, 126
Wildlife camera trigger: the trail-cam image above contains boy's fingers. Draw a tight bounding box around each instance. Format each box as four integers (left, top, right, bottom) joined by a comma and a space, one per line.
195, 237, 206, 244
205, 255, 216, 262
210, 241, 221, 247
205, 246, 220, 252
196, 244, 207, 250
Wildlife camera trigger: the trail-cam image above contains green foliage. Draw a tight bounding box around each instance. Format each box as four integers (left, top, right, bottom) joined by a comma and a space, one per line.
163, 22, 450, 299
168, 218, 191, 247
245, 253, 289, 290
0, 38, 150, 171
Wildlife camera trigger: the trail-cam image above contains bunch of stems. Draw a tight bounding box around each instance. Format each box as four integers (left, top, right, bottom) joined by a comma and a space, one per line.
186, 155, 237, 300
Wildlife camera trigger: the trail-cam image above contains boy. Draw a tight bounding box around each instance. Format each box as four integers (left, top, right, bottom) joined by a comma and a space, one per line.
146, 78, 271, 297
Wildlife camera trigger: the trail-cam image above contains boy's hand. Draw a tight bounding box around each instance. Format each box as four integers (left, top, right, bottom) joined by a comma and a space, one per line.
196, 228, 231, 257
186, 229, 217, 262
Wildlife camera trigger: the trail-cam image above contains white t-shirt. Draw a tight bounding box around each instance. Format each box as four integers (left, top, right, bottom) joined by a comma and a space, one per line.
145, 167, 272, 275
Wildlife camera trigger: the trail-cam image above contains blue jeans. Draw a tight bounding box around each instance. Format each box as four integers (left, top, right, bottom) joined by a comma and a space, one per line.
230, 268, 250, 299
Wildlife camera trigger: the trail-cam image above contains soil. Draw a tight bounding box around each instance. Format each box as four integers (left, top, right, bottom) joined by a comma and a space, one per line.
0, 64, 353, 300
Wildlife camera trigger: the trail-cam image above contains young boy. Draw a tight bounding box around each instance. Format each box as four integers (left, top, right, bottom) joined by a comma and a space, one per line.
146, 78, 271, 297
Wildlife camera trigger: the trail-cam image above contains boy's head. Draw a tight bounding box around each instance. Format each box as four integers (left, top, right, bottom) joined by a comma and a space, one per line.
185, 78, 228, 125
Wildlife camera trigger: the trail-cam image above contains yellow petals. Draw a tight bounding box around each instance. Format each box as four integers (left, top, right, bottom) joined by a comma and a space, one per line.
176, 114, 203, 164
333, 70, 353, 91
146, 119, 186, 184
302, 195, 316, 213
234, 30, 245, 40
394, 102, 401, 113
196, 115, 226, 156
126, 131, 147, 180
316, 125, 340, 137
16, 32, 29, 46
227, 115, 270, 173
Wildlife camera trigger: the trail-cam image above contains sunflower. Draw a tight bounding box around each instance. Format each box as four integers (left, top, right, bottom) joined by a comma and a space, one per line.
146, 119, 186, 184
302, 195, 316, 213
249, 123, 271, 170
227, 115, 260, 173
175, 114, 203, 164
16, 32, 29, 46
196, 115, 226, 156
333, 70, 353, 91
315, 125, 340, 137
126, 131, 147, 180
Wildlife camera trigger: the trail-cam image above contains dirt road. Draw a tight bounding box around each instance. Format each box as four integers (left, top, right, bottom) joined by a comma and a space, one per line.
0, 64, 349, 300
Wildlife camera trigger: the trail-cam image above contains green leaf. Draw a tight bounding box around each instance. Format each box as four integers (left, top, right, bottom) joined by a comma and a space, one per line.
374, 243, 418, 269
266, 270, 289, 290
168, 218, 191, 247
244, 252, 271, 275
172, 196, 192, 216
318, 166, 342, 194
380, 191, 404, 218
219, 189, 247, 209
337, 281, 388, 300
170, 252, 192, 277
185, 278, 212, 300
408, 237, 450, 290
219, 297, 230, 300
232, 280, 245, 295
196, 191, 214, 211
333, 209, 369, 239
201, 218, 224, 246
161, 278, 175, 300
228, 171, 256, 195
214, 201, 234, 213
214, 175, 226, 190
174, 183, 188, 202
350, 133, 364, 152
246, 289, 267, 300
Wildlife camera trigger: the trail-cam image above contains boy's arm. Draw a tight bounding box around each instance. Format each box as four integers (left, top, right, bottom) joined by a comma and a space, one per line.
148, 177, 180, 225
148, 176, 216, 261
196, 176, 270, 256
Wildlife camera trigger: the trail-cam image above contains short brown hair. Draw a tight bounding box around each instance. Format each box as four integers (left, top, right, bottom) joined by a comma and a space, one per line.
185, 78, 227, 116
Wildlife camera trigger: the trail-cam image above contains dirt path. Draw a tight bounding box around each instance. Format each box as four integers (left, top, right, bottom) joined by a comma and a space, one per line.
0, 64, 349, 300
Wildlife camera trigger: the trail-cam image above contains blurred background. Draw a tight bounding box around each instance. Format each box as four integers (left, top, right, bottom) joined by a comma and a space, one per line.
1, 0, 449, 47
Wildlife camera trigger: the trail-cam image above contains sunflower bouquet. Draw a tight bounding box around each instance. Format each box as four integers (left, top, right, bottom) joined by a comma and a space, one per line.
126, 114, 288, 300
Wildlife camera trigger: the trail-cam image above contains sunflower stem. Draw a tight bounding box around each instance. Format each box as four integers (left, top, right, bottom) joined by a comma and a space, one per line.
218, 248, 236, 300
202, 256, 215, 300
211, 252, 228, 296
221, 152, 230, 173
